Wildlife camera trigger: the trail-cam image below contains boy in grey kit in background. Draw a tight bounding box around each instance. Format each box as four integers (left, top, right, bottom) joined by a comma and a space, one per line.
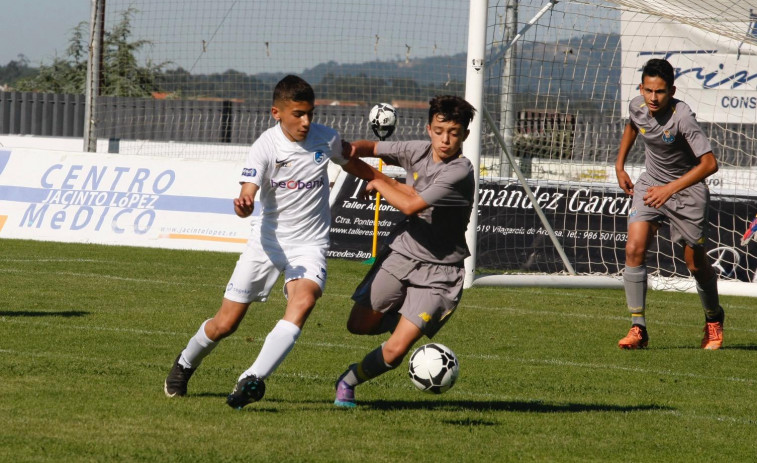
615, 58, 724, 350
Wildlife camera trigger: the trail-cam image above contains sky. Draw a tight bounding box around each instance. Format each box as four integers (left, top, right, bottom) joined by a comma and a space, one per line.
0, 0, 92, 66
0, 0, 621, 75
0, 0, 471, 75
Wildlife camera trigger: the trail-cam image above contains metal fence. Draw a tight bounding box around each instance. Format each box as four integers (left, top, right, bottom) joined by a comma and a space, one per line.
1, 91, 754, 168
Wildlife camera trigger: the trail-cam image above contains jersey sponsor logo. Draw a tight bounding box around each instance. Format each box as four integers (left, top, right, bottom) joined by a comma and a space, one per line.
242, 167, 257, 178
629, 207, 637, 218
662, 130, 675, 144
313, 151, 325, 164
639, 127, 646, 134
269, 176, 325, 190
418, 312, 431, 322
275, 158, 293, 168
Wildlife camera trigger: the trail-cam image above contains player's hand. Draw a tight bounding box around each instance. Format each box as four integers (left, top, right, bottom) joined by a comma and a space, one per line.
233, 195, 255, 218
362, 179, 383, 200
643, 185, 673, 209
616, 170, 634, 196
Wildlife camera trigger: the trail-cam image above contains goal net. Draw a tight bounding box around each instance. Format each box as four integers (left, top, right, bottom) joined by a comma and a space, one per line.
95, 0, 469, 160
475, 0, 757, 296
91, 0, 757, 295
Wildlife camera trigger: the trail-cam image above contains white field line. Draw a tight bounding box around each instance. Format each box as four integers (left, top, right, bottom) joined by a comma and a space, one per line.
1, 346, 754, 386
0, 328, 755, 386
3, 297, 757, 336
2, 263, 755, 311
2, 348, 756, 426
461, 302, 757, 333
0, 258, 112, 263
0, 267, 223, 287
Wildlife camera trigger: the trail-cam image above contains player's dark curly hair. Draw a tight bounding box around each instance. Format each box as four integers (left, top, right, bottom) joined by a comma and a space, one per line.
642, 59, 675, 89
273, 75, 315, 105
428, 95, 476, 129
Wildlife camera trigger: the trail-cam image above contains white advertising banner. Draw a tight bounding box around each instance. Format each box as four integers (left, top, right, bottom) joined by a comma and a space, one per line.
0, 149, 253, 252
621, 4, 757, 123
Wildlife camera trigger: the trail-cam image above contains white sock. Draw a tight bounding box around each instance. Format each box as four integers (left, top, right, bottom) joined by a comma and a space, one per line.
179, 320, 218, 369
239, 319, 301, 381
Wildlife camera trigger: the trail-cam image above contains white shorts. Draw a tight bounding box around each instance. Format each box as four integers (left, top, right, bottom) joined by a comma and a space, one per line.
224, 237, 328, 303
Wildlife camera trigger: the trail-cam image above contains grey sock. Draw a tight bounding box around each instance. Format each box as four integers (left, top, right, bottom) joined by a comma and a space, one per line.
696, 275, 724, 321
340, 344, 396, 387
624, 265, 647, 327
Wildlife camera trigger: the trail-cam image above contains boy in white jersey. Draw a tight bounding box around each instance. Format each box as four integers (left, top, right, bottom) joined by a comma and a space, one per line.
164, 75, 386, 408
333, 95, 476, 407
615, 59, 724, 350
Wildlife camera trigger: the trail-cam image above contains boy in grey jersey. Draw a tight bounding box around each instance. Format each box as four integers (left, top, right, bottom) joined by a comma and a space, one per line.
334, 95, 476, 407
615, 58, 724, 350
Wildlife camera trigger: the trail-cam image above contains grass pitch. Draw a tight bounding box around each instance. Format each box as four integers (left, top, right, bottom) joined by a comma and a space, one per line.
1, 238, 756, 462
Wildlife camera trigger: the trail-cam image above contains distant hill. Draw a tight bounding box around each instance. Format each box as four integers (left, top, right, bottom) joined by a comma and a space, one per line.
294, 32, 621, 101
2, 32, 621, 107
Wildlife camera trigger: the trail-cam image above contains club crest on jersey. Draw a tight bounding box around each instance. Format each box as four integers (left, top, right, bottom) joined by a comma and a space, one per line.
314, 151, 325, 164
662, 130, 675, 144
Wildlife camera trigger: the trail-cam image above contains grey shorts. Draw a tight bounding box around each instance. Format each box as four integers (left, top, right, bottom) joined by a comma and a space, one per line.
628, 172, 710, 246
351, 249, 464, 338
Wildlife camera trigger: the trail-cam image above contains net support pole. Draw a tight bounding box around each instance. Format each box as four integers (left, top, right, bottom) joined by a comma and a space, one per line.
84, 0, 105, 153
463, 0, 488, 289
499, 0, 518, 178
483, 106, 577, 275
488, 0, 559, 65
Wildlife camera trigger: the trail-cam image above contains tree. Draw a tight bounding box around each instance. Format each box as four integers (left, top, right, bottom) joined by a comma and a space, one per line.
0, 55, 37, 87
15, 8, 167, 97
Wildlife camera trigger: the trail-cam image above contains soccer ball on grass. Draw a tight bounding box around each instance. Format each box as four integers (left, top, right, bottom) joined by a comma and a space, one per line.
408, 343, 459, 394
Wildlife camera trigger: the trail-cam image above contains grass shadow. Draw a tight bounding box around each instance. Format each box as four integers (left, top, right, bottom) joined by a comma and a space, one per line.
192, 392, 230, 398
0, 310, 89, 317
719, 344, 757, 351
355, 399, 671, 414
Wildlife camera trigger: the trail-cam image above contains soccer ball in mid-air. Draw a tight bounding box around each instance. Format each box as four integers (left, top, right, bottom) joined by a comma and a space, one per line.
369, 103, 397, 139
408, 343, 459, 394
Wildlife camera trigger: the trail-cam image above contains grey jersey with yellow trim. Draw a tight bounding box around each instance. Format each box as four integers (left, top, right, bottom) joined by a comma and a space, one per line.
627, 95, 713, 184
376, 140, 474, 265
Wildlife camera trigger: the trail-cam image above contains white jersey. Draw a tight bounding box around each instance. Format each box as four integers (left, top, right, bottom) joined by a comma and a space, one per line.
239, 123, 347, 247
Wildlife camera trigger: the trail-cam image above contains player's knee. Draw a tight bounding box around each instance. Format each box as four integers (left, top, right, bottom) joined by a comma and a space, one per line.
346, 318, 370, 335
686, 260, 712, 278
207, 318, 240, 339
684, 249, 710, 276
625, 241, 646, 263
381, 342, 409, 366
685, 260, 701, 273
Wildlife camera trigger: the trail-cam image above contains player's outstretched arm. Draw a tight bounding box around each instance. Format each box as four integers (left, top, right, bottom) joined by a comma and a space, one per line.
365, 178, 427, 215
340, 140, 416, 196
615, 123, 638, 196
345, 140, 378, 158
233, 182, 259, 218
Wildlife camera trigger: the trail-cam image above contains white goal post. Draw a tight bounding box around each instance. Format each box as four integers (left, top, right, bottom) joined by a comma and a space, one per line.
463, 0, 757, 297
